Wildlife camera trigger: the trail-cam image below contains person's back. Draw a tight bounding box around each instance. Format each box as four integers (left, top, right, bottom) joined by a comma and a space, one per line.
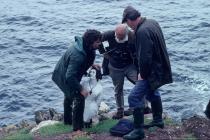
135, 18, 172, 90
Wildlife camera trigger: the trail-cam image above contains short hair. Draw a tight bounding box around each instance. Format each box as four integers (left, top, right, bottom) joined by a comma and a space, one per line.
122, 6, 141, 23
83, 29, 102, 47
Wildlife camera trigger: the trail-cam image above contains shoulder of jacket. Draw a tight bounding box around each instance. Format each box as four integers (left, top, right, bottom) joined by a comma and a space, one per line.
68, 45, 85, 59
144, 18, 159, 27
102, 30, 115, 40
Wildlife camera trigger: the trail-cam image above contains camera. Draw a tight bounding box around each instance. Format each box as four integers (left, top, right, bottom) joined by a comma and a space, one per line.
98, 41, 111, 54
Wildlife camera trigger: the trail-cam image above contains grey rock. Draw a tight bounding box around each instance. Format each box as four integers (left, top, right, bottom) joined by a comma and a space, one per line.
19, 120, 30, 129
35, 110, 52, 124
52, 113, 63, 121
35, 108, 63, 124
3, 125, 17, 133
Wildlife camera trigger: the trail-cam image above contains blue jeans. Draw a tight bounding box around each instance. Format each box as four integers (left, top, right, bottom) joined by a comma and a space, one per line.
128, 80, 160, 109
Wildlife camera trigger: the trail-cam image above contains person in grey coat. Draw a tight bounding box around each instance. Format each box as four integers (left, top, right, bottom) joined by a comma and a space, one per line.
52, 29, 102, 132
122, 6, 173, 140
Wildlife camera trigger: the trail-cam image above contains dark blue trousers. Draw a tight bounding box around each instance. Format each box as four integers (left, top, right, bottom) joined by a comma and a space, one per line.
128, 80, 161, 109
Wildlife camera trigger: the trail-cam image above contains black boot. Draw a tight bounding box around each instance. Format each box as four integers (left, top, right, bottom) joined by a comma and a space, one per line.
112, 108, 124, 119
64, 97, 73, 125
73, 94, 85, 131
144, 97, 164, 129
204, 100, 210, 119
123, 108, 145, 140
124, 108, 133, 116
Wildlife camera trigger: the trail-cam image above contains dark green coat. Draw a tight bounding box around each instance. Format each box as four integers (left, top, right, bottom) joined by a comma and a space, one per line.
52, 36, 94, 97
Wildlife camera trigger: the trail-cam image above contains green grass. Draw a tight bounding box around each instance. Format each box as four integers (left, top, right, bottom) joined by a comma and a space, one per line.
164, 117, 176, 126
183, 134, 197, 140
1, 116, 182, 140
37, 120, 118, 139
0, 119, 122, 140
2, 128, 33, 140
144, 117, 175, 126
144, 116, 152, 124
85, 119, 118, 133
147, 126, 158, 132
38, 122, 72, 137
73, 136, 91, 140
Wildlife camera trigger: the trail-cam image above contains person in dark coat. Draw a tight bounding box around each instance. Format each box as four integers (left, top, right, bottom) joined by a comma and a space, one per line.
101, 24, 150, 119
52, 29, 102, 131
121, 6, 173, 140
205, 100, 210, 119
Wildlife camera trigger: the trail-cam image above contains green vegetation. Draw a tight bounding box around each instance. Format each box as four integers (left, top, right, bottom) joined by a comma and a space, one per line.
2, 129, 32, 140
73, 136, 91, 140
144, 116, 152, 124
183, 134, 197, 140
147, 126, 158, 132
85, 119, 117, 133
144, 116, 175, 126
39, 122, 72, 136
1, 117, 198, 140
164, 117, 176, 126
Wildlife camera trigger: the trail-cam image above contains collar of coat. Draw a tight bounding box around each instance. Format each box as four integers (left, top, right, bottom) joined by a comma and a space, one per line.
135, 17, 146, 33
74, 36, 86, 56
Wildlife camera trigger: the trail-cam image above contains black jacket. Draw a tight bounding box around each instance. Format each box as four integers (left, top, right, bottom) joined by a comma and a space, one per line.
102, 30, 136, 68
135, 18, 173, 90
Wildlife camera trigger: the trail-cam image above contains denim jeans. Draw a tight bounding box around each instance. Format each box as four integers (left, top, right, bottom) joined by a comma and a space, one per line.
128, 80, 160, 109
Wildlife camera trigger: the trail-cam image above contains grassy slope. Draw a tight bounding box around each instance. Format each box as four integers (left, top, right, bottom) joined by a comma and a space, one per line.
2, 117, 197, 140
2, 119, 117, 140
2, 128, 33, 140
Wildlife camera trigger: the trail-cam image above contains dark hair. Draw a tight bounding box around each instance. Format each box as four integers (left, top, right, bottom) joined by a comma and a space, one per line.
83, 29, 102, 47
127, 12, 140, 21
122, 6, 141, 23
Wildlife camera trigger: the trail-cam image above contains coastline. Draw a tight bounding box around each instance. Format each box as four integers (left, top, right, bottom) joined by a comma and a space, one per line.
1, 109, 210, 140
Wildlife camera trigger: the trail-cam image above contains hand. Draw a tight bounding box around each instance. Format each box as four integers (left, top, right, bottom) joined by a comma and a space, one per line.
103, 54, 110, 59
138, 73, 143, 80
92, 64, 101, 71
80, 89, 89, 98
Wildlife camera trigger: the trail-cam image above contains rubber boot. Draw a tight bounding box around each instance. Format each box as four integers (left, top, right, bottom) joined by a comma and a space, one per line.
124, 108, 133, 116
144, 97, 164, 129
64, 97, 73, 125
123, 108, 145, 140
73, 94, 85, 131
112, 108, 124, 119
